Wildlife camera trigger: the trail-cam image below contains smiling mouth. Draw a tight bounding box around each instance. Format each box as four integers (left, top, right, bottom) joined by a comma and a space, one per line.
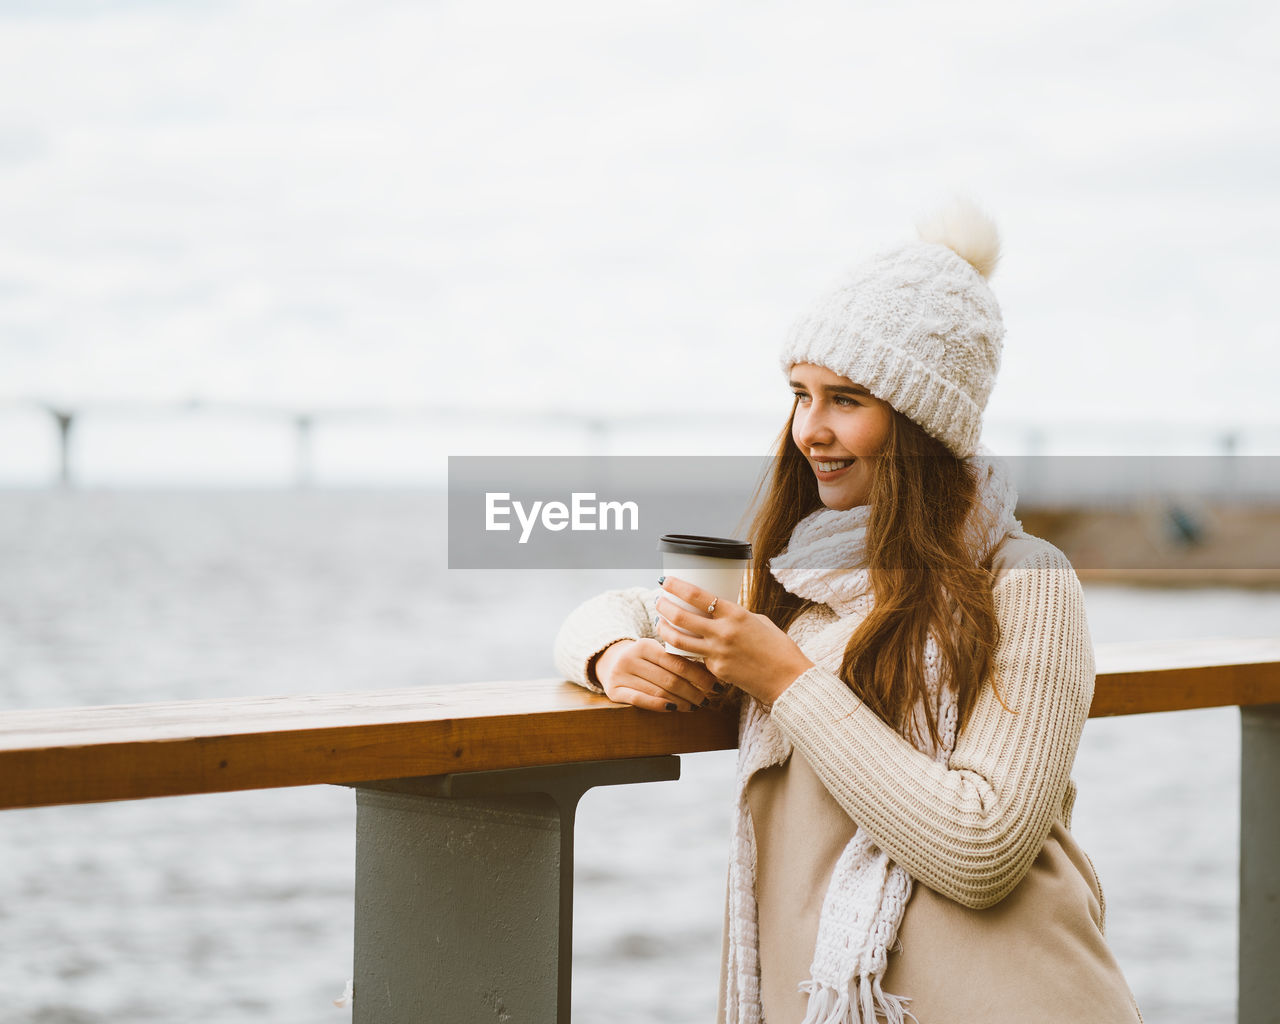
815, 459, 853, 472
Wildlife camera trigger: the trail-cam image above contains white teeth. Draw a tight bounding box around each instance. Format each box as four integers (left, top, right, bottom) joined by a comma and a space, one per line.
817, 460, 852, 472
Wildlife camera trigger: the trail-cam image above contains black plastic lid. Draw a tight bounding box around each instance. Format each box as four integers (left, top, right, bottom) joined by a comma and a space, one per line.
657, 534, 752, 559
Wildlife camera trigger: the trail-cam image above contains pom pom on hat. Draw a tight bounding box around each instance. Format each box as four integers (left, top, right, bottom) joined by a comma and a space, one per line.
779, 199, 1006, 457
916, 197, 1001, 280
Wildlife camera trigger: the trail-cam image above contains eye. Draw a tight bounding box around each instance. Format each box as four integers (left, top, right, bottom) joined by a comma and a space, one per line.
833, 395, 861, 407
792, 390, 811, 404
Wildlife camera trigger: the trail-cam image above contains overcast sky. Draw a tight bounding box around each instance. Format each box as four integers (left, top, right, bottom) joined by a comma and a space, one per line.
1, 0, 1277, 483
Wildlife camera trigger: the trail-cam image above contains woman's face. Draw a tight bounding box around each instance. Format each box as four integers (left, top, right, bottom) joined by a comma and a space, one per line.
789, 362, 894, 510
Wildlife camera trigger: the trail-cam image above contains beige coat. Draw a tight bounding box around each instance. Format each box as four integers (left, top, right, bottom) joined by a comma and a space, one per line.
738, 748, 1143, 1023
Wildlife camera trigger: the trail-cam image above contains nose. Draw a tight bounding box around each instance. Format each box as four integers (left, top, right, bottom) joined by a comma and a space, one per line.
793, 402, 834, 452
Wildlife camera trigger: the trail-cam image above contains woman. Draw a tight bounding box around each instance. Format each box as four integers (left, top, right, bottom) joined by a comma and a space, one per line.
553, 201, 1143, 1024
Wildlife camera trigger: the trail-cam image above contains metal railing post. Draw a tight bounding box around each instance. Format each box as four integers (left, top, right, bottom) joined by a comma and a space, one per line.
350, 756, 680, 1024
1240, 704, 1280, 1024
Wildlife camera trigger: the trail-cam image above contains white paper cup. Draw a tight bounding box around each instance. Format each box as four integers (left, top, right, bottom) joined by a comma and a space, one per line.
658, 534, 752, 658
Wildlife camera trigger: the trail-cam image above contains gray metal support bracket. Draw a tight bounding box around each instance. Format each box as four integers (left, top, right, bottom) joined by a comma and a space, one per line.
349, 755, 681, 1024
1240, 704, 1280, 1024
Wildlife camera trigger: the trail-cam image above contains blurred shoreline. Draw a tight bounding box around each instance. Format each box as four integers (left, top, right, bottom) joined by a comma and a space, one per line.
1019, 504, 1280, 587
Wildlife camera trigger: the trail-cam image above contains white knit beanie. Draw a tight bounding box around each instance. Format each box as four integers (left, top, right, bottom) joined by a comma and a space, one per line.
779, 199, 1004, 458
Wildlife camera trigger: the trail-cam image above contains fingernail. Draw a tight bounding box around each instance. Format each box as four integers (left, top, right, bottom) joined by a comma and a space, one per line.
713, 682, 726, 693
657, 575, 666, 585
665, 702, 677, 711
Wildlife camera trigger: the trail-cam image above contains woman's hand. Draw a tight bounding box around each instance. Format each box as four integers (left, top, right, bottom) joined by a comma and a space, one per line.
592, 637, 723, 712
655, 577, 814, 707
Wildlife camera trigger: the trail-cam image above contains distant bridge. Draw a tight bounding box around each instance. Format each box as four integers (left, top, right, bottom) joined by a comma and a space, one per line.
0, 395, 1277, 491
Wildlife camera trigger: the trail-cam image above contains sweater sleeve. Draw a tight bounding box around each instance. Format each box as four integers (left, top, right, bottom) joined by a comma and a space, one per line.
552, 585, 662, 692
768, 545, 1095, 910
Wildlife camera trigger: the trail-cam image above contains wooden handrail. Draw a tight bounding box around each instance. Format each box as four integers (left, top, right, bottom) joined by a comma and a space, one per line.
2, 637, 1277, 812
1090, 637, 1280, 716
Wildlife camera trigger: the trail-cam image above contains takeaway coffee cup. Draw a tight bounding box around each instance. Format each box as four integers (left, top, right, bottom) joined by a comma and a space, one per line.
657, 534, 753, 658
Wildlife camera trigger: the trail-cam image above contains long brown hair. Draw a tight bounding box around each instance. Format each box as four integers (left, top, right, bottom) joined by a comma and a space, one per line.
743, 402, 1002, 749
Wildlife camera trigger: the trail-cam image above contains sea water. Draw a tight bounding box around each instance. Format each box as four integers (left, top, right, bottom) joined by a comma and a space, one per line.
1, 490, 1277, 1023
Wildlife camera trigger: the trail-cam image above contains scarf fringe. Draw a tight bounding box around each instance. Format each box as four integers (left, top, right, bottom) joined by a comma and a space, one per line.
798, 979, 848, 1024
798, 976, 914, 1024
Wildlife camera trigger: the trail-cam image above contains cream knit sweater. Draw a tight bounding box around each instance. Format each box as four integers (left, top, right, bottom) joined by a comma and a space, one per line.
552, 534, 1094, 911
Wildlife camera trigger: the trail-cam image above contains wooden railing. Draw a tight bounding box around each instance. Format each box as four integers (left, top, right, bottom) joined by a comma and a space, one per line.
2, 636, 1279, 1023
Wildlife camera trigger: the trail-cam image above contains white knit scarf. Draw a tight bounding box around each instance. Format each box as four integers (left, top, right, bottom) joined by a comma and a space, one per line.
723, 451, 1020, 1024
